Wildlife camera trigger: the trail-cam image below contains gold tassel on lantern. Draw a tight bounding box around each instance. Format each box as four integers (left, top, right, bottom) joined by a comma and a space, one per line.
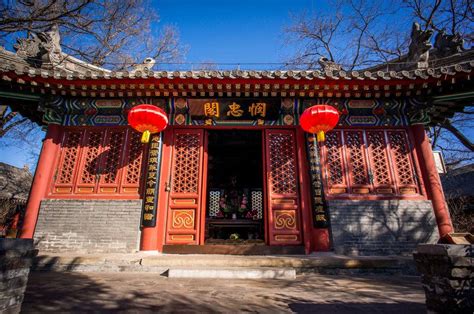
141, 130, 151, 143
316, 130, 325, 142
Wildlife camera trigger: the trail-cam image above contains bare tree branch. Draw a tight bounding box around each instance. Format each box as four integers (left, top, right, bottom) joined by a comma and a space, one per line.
0, 0, 187, 138
0, 0, 186, 68
440, 119, 474, 152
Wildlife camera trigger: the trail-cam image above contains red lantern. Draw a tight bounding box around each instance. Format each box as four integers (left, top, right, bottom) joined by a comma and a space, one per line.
127, 104, 168, 143
300, 105, 340, 142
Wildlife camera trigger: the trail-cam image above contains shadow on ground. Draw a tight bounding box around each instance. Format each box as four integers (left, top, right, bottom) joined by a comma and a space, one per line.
22, 271, 426, 313
288, 301, 425, 314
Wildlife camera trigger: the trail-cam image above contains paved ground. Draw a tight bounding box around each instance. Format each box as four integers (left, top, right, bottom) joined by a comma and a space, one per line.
22, 271, 426, 313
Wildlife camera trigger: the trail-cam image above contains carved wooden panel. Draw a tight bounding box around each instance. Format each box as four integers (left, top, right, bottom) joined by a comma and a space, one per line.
97, 129, 126, 194
344, 130, 370, 193
172, 132, 201, 193
171, 209, 195, 229
52, 131, 83, 194
324, 130, 347, 194
322, 128, 421, 197
51, 127, 145, 197
265, 129, 302, 245
366, 131, 395, 194
120, 130, 145, 194
75, 130, 104, 194
166, 129, 205, 245
387, 130, 419, 195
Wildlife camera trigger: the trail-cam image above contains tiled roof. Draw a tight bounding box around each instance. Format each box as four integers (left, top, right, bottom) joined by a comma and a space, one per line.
0, 162, 33, 203
1, 59, 473, 81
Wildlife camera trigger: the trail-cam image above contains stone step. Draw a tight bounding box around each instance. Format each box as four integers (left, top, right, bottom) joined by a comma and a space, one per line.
32, 252, 417, 275
165, 267, 296, 280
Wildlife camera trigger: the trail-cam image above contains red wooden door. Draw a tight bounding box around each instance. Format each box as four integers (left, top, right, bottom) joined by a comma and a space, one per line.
264, 129, 303, 245
165, 129, 206, 244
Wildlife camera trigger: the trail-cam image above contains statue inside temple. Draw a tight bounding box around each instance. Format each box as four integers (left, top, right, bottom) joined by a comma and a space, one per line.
217, 175, 255, 219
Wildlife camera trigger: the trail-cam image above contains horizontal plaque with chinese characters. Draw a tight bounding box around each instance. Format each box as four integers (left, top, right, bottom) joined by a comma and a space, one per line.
188, 99, 280, 123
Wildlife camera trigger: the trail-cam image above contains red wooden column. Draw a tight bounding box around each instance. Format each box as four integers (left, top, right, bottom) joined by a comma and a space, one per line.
20, 124, 61, 239
411, 125, 453, 237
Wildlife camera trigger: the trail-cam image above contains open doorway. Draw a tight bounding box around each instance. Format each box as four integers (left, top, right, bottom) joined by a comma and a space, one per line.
206, 130, 264, 244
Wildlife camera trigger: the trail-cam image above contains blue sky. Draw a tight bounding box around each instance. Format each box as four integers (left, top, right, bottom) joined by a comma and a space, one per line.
153, 0, 325, 67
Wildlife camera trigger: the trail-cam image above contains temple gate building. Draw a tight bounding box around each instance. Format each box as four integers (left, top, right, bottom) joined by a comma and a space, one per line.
0, 25, 472, 255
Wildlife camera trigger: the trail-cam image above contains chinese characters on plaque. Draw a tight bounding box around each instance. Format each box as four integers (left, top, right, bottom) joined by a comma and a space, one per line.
188, 99, 279, 124
141, 134, 162, 227
306, 135, 329, 228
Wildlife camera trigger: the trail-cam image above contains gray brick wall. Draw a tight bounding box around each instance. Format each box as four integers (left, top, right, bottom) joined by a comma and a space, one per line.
328, 199, 438, 256
34, 199, 142, 253
0, 239, 37, 314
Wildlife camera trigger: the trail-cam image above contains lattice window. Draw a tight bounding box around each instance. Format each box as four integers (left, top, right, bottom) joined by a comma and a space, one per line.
250, 189, 263, 219
388, 131, 416, 186
268, 133, 297, 194
102, 131, 125, 184
345, 131, 369, 186
208, 190, 221, 217
79, 131, 103, 184
56, 131, 82, 184
124, 131, 143, 185
325, 131, 345, 186
367, 131, 392, 186
322, 128, 421, 197
172, 133, 200, 193
51, 127, 146, 197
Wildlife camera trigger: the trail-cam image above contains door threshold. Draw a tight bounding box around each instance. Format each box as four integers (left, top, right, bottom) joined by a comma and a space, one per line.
162, 244, 305, 255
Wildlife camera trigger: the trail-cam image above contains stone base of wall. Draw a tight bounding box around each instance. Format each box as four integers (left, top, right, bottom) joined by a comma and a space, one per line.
0, 239, 37, 314
328, 200, 438, 256
34, 199, 142, 253
414, 244, 474, 313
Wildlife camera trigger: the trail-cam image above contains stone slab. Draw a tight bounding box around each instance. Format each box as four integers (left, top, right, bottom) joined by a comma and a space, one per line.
166, 267, 296, 279
32, 252, 416, 274
0, 239, 33, 251
415, 244, 473, 257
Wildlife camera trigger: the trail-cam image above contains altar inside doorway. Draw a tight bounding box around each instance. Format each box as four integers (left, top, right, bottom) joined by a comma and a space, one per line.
205, 130, 265, 244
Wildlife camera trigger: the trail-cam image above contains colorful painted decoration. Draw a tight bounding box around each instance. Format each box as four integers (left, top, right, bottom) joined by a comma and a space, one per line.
127, 104, 168, 143
300, 105, 340, 141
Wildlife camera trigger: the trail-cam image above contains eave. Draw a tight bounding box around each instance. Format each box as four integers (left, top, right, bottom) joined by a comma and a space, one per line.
0, 60, 472, 99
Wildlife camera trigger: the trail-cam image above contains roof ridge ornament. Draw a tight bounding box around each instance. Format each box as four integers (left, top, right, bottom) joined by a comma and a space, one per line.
14, 24, 62, 69
433, 30, 465, 57
318, 57, 343, 73
132, 57, 156, 73
407, 22, 433, 69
